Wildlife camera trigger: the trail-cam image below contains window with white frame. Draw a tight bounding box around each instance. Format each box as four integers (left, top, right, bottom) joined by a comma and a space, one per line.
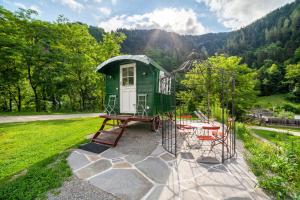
122, 66, 134, 86
159, 71, 171, 94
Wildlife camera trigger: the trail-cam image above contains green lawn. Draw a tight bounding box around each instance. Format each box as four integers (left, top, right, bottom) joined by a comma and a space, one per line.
0, 111, 98, 116
0, 117, 103, 199
254, 94, 296, 108
251, 129, 300, 148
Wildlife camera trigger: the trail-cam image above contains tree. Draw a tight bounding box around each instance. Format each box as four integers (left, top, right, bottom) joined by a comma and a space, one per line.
285, 62, 300, 101
258, 61, 286, 95
0, 7, 27, 111
55, 22, 125, 111
0, 7, 125, 112
145, 48, 181, 72
179, 55, 257, 117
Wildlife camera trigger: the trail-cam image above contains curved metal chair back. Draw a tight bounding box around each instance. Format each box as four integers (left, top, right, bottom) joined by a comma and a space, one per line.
105, 95, 117, 115
136, 94, 148, 117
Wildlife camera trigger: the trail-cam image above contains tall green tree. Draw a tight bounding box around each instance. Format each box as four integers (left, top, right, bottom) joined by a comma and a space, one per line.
0, 7, 125, 112
0, 7, 27, 111
179, 55, 257, 117
285, 62, 300, 101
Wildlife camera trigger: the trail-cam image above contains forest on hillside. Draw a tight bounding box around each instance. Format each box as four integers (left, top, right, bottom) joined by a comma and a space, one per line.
0, 7, 125, 112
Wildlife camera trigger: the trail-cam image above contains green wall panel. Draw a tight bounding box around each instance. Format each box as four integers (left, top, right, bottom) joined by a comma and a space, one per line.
104, 62, 120, 114
136, 62, 156, 116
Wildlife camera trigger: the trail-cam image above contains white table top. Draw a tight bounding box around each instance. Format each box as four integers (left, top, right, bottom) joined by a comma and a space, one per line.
190, 122, 213, 128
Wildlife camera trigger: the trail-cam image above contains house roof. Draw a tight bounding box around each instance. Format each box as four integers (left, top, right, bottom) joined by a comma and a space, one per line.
95, 55, 170, 75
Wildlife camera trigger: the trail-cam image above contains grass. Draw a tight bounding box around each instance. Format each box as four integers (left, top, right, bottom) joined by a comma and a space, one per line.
250, 129, 300, 149
0, 111, 99, 116
254, 93, 299, 109
0, 117, 103, 199
238, 123, 300, 199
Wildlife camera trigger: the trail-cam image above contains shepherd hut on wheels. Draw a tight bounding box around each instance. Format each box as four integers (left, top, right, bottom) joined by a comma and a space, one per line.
90, 55, 173, 147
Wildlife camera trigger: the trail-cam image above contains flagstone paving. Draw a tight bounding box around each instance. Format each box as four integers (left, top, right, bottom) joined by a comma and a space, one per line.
67, 122, 270, 200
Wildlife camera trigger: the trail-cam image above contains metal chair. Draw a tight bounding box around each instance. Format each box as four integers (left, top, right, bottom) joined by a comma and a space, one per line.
197, 118, 233, 152
194, 110, 209, 123
176, 115, 197, 148
136, 94, 148, 117
104, 95, 117, 115
210, 118, 233, 153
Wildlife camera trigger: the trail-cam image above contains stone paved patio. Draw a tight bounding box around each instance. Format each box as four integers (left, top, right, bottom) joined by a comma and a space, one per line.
67, 122, 270, 200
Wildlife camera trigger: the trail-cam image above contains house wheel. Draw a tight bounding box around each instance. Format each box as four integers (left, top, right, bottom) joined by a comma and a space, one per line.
152, 116, 161, 132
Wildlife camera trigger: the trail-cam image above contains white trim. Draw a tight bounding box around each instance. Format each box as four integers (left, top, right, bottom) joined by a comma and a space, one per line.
96, 55, 170, 75
120, 63, 136, 113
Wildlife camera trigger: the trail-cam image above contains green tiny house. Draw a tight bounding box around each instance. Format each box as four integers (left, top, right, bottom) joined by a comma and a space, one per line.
96, 55, 173, 116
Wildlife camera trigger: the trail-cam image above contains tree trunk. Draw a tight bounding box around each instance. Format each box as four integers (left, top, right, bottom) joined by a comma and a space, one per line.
79, 98, 83, 111
17, 86, 21, 112
3, 96, 7, 112
33, 88, 39, 112
12, 87, 22, 112
52, 95, 57, 111
79, 88, 86, 111
9, 92, 12, 112
68, 92, 73, 111
15, 86, 22, 112
82, 97, 85, 111
42, 89, 47, 111
27, 64, 39, 112
58, 99, 61, 110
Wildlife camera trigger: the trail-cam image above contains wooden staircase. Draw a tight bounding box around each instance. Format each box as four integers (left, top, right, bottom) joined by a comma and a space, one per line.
91, 116, 130, 147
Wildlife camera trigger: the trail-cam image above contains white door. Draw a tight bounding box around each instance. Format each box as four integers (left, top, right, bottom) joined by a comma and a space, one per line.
120, 63, 136, 113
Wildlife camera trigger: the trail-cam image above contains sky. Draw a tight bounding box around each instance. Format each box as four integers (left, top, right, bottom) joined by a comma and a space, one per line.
0, 0, 295, 35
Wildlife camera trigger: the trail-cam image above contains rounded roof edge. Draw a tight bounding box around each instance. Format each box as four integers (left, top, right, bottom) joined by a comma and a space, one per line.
95, 54, 170, 75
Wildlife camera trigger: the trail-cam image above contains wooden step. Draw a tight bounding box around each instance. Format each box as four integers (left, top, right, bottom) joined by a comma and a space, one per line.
94, 130, 121, 135
92, 130, 122, 146
92, 138, 115, 146
92, 116, 130, 147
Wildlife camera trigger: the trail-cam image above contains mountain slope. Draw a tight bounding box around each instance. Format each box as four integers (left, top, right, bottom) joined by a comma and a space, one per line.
88, 0, 300, 97
89, 0, 300, 71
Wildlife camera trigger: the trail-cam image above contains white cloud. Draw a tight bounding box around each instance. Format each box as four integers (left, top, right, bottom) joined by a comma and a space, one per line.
56, 0, 84, 13
98, 8, 208, 35
97, 7, 111, 16
197, 0, 294, 29
93, 0, 117, 4
30, 5, 42, 14
13, 2, 42, 14
13, 2, 26, 9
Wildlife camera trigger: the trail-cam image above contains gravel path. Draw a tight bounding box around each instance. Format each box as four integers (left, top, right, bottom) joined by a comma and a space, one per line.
47, 177, 119, 200
0, 113, 101, 124
249, 126, 300, 137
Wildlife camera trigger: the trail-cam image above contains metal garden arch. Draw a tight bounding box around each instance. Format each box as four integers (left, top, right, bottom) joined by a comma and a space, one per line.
160, 57, 236, 163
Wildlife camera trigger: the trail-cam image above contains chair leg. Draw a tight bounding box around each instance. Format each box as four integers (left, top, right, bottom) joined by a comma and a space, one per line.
209, 141, 214, 152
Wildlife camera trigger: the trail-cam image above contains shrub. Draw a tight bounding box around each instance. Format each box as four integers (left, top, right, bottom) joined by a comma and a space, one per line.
281, 103, 300, 114
237, 123, 299, 199
275, 109, 295, 119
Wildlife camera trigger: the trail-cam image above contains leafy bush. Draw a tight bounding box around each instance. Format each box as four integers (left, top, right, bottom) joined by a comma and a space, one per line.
281, 103, 300, 114
237, 123, 300, 199
286, 93, 300, 103
275, 109, 295, 119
